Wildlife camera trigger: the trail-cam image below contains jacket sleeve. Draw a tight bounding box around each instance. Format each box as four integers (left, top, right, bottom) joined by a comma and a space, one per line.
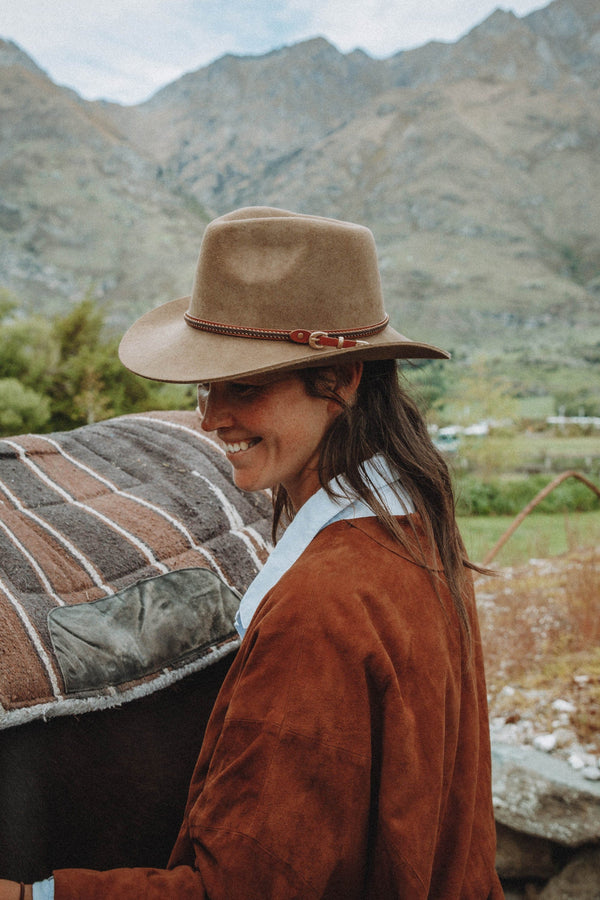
53, 866, 208, 899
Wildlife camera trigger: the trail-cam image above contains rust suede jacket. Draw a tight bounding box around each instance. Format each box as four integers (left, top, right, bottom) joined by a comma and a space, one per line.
55, 516, 503, 898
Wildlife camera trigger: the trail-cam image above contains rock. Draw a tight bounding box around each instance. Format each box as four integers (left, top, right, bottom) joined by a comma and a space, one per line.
551, 699, 576, 714
538, 846, 600, 899
568, 753, 586, 771
495, 823, 558, 881
492, 742, 600, 847
534, 733, 557, 752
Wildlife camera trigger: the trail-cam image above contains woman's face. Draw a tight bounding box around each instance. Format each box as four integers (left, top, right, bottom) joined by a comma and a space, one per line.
197, 369, 358, 511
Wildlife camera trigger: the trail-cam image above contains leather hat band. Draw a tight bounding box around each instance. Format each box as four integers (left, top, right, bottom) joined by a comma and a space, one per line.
183, 312, 390, 350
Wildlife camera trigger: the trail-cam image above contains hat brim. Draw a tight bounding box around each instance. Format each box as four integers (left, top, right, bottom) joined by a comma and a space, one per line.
119, 296, 450, 384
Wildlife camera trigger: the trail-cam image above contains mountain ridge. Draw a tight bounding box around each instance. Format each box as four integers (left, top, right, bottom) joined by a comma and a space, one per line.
0, 0, 598, 405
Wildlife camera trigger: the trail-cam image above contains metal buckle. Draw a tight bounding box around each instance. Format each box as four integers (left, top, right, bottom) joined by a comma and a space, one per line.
308, 331, 329, 350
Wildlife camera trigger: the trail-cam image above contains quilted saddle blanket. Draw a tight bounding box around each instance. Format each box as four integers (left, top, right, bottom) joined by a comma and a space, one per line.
0, 411, 272, 729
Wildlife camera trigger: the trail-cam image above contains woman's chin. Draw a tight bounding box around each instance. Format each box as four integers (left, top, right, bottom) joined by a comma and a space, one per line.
231, 469, 265, 494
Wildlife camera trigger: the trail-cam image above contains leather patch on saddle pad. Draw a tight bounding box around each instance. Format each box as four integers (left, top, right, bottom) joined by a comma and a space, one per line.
49, 568, 240, 693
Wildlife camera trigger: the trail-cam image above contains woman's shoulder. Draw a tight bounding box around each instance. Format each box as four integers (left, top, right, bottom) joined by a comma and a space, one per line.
257, 515, 452, 636
297, 514, 440, 578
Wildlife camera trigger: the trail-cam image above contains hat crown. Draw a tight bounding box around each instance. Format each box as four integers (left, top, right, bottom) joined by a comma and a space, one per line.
190, 207, 385, 332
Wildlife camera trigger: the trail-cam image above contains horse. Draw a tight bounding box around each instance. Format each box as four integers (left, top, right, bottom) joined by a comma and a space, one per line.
0, 411, 272, 882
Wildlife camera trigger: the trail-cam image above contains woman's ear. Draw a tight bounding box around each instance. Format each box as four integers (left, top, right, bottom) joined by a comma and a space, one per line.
318, 361, 364, 416
326, 361, 363, 409
338, 361, 363, 404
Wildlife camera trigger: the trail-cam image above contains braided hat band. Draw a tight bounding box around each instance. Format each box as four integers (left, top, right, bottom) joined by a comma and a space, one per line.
183, 312, 390, 350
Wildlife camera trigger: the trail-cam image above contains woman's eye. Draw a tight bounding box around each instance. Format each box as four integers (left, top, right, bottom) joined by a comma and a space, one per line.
230, 382, 260, 399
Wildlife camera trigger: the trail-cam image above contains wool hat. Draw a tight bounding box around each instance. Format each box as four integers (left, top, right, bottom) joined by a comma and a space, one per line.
118, 206, 449, 383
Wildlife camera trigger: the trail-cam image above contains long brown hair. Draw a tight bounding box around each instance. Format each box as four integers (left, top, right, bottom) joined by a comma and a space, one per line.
272, 359, 474, 642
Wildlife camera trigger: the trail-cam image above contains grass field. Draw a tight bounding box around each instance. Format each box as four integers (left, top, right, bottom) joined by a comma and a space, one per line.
459, 509, 600, 567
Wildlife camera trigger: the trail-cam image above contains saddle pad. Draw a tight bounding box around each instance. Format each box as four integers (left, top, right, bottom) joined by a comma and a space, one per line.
0, 411, 272, 729
49, 568, 240, 694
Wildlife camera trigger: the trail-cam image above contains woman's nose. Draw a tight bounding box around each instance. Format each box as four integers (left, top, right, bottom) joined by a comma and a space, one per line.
198, 388, 233, 432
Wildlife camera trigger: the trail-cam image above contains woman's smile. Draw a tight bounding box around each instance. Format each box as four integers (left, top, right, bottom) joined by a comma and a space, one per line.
222, 437, 262, 455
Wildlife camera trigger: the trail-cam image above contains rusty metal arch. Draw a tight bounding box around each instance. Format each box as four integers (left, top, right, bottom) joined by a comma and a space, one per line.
481, 470, 600, 567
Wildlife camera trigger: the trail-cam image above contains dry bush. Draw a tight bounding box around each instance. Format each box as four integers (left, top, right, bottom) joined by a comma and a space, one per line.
477, 549, 599, 674
476, 548, 600, 748
565, 550, 600, 649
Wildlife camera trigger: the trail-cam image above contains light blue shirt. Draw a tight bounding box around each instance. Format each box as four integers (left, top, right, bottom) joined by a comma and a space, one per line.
235, 454, 413, 637
34, 456, 411, 899
32, 879, 54, 900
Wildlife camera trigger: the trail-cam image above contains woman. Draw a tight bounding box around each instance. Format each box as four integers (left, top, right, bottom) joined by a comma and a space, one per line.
3, 207, 503, 898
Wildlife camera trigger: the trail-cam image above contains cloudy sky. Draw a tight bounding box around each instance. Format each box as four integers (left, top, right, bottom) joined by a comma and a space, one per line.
1, 0, 550, 105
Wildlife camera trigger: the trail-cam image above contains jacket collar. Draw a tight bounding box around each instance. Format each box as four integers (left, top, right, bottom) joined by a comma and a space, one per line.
235, 455, 413, 637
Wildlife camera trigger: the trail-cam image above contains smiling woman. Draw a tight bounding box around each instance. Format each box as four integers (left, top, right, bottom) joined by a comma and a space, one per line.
3, 207, 504, 899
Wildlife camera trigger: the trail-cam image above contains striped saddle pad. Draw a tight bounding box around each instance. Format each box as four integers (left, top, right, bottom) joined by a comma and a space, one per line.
0, 411, 272, 729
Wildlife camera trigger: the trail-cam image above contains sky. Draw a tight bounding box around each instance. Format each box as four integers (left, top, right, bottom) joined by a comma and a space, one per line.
0, 0, 551, 105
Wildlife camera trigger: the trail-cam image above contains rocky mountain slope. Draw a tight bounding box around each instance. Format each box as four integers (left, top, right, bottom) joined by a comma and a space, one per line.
0, 43, 205, 327
0, 0, 599, 384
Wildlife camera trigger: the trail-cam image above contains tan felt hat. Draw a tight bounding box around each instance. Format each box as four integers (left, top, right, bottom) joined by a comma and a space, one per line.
119, 206, 449, 383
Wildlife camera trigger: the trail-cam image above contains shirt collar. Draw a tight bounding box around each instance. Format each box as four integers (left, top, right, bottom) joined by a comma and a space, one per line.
234, 454, 413, 638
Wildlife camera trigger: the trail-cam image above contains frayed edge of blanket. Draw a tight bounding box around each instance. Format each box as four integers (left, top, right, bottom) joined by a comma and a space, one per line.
0, 637, 239, 732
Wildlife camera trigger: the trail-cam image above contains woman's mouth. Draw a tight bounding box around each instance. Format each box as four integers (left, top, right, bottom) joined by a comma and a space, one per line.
223, 437, 261, 455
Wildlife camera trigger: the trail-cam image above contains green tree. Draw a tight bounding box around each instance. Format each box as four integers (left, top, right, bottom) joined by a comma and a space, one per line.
0, 288, 18, 320
0, 378, 51, 435
0, 316, 58, 387
448, 358, 520, 478
450, 358, 518, 427
402, 359, 450, 420
1, 293, 203, 434
47, 299, 145, 428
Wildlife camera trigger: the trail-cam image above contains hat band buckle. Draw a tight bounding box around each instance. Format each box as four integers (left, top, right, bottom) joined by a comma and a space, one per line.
293, 330, 369, 350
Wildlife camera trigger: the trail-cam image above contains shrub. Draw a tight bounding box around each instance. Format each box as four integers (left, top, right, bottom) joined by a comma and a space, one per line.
454, 473, 600, 516
0, 378, 51, 435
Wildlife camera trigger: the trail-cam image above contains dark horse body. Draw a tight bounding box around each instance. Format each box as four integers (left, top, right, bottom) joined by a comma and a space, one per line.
0, 412, 271, 881
0, 655, 233, 882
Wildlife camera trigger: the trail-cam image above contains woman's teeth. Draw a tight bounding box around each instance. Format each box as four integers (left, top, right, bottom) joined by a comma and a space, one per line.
225, 438, 259, 454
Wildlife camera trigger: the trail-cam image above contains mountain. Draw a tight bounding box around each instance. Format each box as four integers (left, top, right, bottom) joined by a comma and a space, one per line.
0, 0, 599, 400
0, 39, 207, 327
